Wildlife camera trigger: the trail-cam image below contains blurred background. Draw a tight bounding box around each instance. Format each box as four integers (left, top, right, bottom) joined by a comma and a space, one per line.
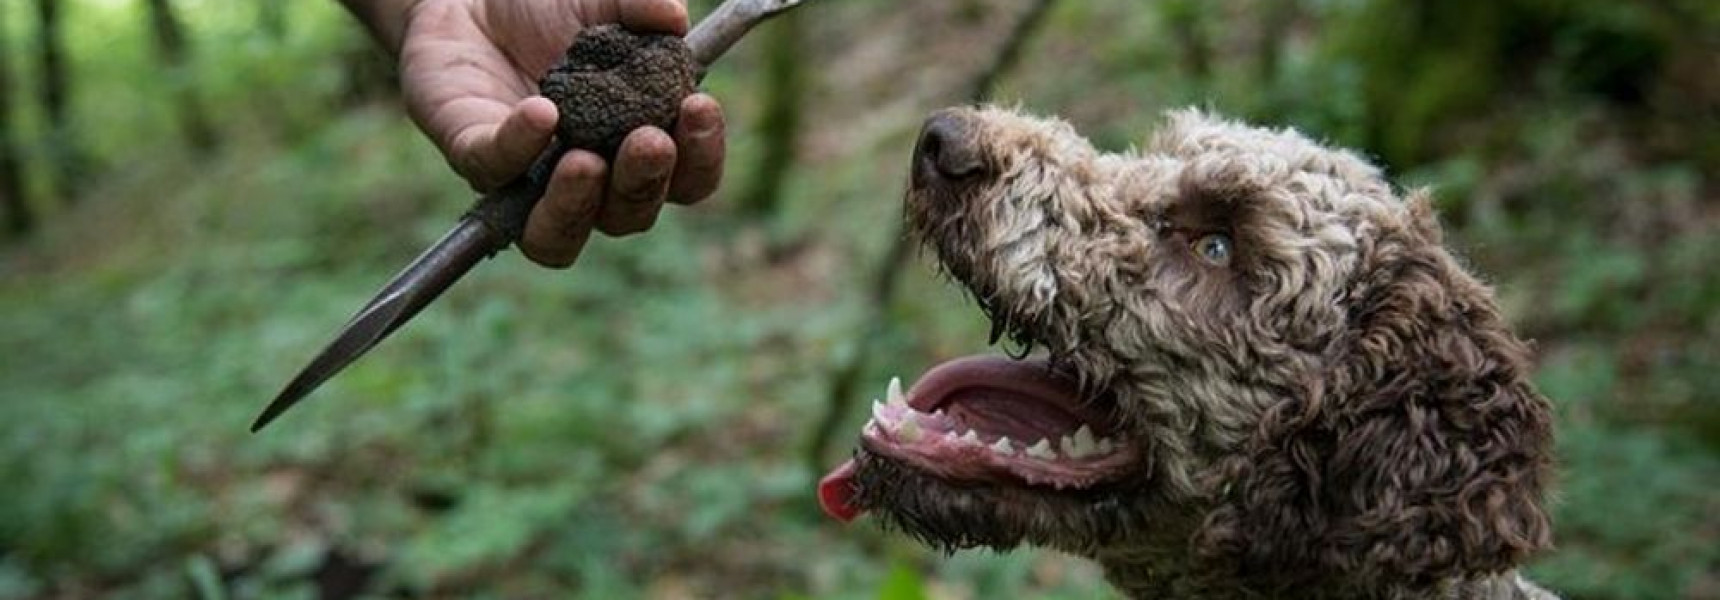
1, 0, 1716, 598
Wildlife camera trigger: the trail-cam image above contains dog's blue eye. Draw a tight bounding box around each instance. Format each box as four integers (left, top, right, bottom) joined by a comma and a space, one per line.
1193, 234, 1232, 266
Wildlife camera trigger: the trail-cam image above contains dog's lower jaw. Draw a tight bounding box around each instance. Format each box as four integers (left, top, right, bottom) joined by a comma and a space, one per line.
848, 449, 1170, 555
1097, 552, 1558, 600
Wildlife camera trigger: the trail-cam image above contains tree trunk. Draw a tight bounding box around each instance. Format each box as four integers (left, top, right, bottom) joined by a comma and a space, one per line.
1, 5, 33, 235
735, 10, 806, 217
1164, 0, 1212, 81
143, 0, 219, 153
1256, 0, 1299, 85
34, 0, 88, 200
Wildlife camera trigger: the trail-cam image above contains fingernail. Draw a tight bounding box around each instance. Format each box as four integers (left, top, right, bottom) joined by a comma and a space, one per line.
687, 106, 720, 138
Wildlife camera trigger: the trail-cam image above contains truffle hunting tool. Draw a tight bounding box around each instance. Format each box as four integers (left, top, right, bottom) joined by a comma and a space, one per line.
251, 0, 821, 432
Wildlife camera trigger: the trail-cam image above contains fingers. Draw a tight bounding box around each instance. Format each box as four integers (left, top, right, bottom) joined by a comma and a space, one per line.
479, 96, 721, 267
518, 94, 721, 266
447, 97, 559, 190
516, 120, 691, 267
623, 0, 690, 35
585, 0, 690, 36
519, 151, 607, 268
596, 127, 677, 236
667, 94, 725, 205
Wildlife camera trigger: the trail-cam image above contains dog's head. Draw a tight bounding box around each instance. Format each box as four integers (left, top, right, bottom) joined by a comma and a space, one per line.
819, 107, 1554, 596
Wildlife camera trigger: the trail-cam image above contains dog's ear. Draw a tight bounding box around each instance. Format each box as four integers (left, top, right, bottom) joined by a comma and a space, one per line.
1195, 223, 1554, 593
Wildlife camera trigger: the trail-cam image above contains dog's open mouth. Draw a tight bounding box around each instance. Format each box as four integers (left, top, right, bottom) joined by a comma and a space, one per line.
818, 356, 1139, 522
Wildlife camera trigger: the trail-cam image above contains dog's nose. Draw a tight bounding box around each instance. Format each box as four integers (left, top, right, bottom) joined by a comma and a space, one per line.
914, 110, 984, 185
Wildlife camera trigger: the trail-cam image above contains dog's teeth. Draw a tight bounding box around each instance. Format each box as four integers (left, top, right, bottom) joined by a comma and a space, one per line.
959, 430, 982, 445
1058, 435, 1081, 458
871, 400, 888, 422
1063, 425, 1098, 458
897, 417, 923, 442
990, 436, 1015, 455
1097, 438, 1115, 455
1063, 435, 1095, 459
887, 376, 906, 406
1073, 425, 1097, 451
1026, 438, 1056, 460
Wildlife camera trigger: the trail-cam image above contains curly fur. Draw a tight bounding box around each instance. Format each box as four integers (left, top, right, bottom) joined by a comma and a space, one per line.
864, 106, 1558, 599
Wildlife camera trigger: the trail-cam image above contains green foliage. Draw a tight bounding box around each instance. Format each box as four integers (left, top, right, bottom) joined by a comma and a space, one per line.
1530, 422, 1719, 597
394, 482, 591, 586
874, 564, 929, 600
0, 0, 1714, 598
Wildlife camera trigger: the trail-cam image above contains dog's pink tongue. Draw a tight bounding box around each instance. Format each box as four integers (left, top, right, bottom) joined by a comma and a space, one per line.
818, 459, 866, 522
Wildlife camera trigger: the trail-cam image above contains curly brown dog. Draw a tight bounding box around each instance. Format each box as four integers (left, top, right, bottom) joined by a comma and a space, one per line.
819, 107, 1559, 599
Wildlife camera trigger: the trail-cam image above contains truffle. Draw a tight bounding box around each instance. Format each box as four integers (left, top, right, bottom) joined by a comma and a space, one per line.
538, 25, 698, 159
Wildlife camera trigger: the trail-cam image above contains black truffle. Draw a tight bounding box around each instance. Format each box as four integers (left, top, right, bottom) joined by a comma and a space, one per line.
538, 25, 697, 159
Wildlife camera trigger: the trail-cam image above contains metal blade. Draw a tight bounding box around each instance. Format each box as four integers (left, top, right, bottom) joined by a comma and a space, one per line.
251, 219, 500, 431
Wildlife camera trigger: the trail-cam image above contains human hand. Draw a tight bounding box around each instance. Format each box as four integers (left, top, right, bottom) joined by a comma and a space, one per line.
398, 0, 725, 267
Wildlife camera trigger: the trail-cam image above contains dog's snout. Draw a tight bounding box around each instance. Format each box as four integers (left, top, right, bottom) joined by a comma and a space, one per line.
914, 110, 985, 186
